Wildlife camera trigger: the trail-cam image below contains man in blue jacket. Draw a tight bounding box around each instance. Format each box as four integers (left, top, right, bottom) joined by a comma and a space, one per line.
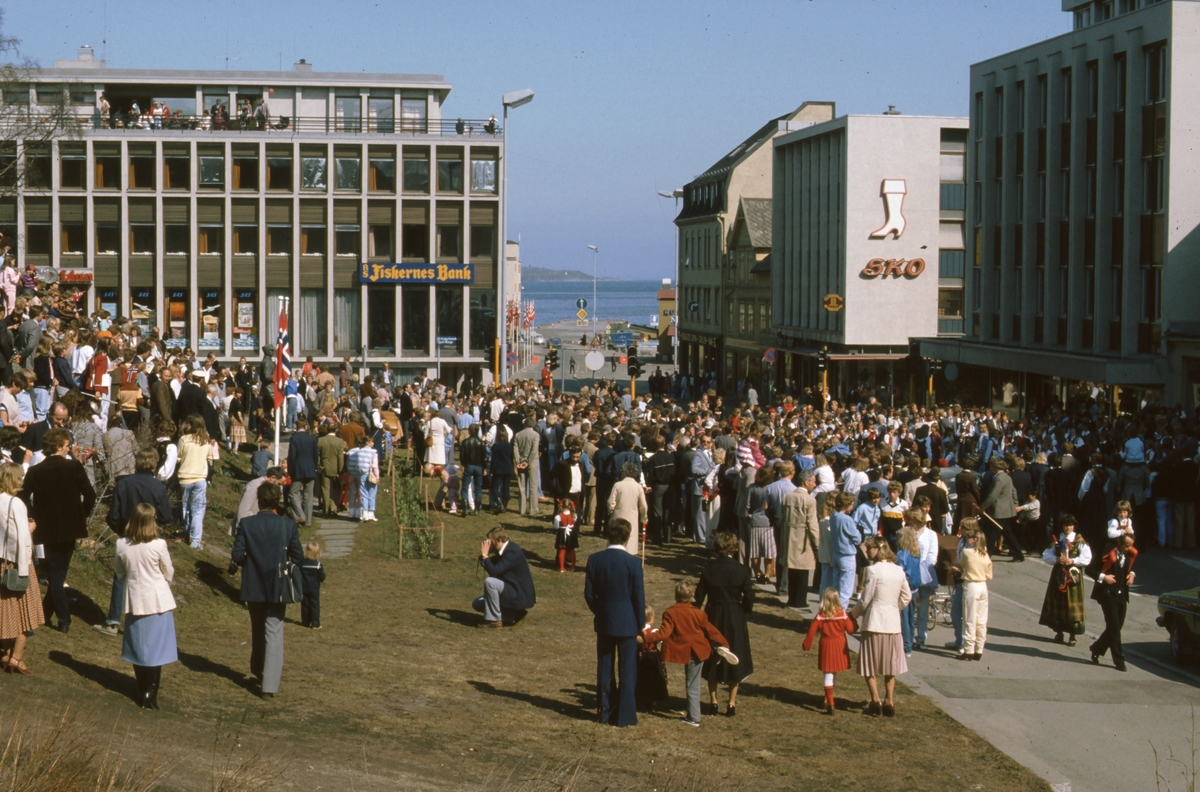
473, 526, 536, 627
584, 518, 646, 727
287, 417, 319, 525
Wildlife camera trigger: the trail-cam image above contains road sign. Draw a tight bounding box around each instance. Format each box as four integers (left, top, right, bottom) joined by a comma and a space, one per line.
823, 294, 845, 312
576, 308, 588, 320
688, 301, 700, 313
763, 348, 777, 364
576, 298, 588, 310
506, 351, 517, 366
619, 355, 628, 365
584, 351, 605, 371
576, 319, 588, 326
611, 331, 634, 348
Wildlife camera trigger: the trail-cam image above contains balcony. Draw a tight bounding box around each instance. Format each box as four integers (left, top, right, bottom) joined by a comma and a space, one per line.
937, 317, 964, 335
78, 114, 503, 138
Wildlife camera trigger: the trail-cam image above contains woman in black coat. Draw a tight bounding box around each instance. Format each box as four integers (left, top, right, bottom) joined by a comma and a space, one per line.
695, 530, 754, 717
488, 425, 515, 513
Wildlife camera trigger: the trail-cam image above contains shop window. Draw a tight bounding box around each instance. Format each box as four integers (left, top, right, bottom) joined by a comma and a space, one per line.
334, 288, 361, 351
131, 289, 155, 337
233, 225, 258, 255
233, 290, 258, 351
198, 289, 222, 351
301, 226, 326, 255
367, 286, 395, 352
437, 156, 464, 193
437, 224, 461, 260
335, 157, 361, 190
401, 285, 429, 355
368, 225, 392, 258
300, 288, 327, 351
403, 152, 430, 192
470, 158, 496, 193
165, 226, 189, 255
470, 225, 495, 261
130, 225, 155, 254
301, 157, 326, 190
402, 223, 428, 260
198, 225, 223, 255
369, 157, 395, 191
199, 156, 224, 188
165, 290, 188, 343
369, 98, 394, 133
335, 225, 360, 256
99, 289, 118, 319
164, 156, 189, 190
436, 286, 463, 355
267, 225, 291, 255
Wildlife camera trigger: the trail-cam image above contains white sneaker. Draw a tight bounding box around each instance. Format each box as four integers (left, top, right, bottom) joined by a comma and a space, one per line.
715, 645, 739, 666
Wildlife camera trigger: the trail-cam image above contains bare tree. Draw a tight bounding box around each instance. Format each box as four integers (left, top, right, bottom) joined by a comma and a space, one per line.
0, 8, 82, 198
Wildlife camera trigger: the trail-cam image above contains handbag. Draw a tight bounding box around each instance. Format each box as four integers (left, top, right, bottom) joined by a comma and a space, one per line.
276, 530, 303, 605
1, 499, 27, 593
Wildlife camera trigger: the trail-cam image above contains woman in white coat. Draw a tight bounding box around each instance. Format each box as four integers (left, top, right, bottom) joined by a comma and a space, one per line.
114, 503, 178, 710
0, 463, 43, 674
850, 536, 912, 718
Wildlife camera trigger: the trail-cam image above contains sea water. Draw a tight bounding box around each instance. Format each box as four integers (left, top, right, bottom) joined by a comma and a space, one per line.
520, 280, 664, 327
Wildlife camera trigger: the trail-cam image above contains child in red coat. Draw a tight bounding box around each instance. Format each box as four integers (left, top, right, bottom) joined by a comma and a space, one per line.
802, 587, 859, 716
646, 580, 733, 726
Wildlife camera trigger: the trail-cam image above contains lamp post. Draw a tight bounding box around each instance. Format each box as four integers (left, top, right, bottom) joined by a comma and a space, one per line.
587, 244, 598, 342
657, 189, 682, 366
499, 88, 533, 385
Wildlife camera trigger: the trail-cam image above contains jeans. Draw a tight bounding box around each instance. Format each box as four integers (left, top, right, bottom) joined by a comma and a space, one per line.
462, 465, 484, 512
833, 554, 857, 610
472, 577, 506, 622
32, 387, 50, 422
900, 601, 914, 654
181, 480, 207, 548
355, 475, 377, 512
818, 562, 834, 597
915, 582, 938, 646
106, 573, 125, 627
285, 397, 298, 430
1156, 498, 1175, 546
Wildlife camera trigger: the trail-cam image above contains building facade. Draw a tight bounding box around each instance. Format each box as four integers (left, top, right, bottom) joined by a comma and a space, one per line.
674, 101, 835, 388
921, 0, 1200, 410
773, 113, 969, 403
723, 197, 776, 396
4, 49, 504, 383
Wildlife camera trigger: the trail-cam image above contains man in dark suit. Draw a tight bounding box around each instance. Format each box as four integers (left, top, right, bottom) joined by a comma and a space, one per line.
316, 424, 346, 518
173, 370, 209, 425
913, 469, 951, 534
583, 518, 646, 727
150, 366, 176, 426
95, 447, 174, 636
231, 481, 304, 698
980, 458, 1024, 561
1089, 533, 1136, 672
22, 427, 96, 633
286, 417, 318, 525
473, 526, 536, 627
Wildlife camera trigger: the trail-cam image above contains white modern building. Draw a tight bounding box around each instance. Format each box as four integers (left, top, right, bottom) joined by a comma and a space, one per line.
921, 0, 1200, 411
772, 112, 969, 401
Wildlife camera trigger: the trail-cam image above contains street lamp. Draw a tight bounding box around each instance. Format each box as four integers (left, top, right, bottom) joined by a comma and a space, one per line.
587, 244, 598, 341
657, 189, 682, 365
499, 88, 534, 385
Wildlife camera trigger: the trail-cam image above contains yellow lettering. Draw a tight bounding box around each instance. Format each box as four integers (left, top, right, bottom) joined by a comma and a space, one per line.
362, 264, 371, 281
371, 264, 385, 282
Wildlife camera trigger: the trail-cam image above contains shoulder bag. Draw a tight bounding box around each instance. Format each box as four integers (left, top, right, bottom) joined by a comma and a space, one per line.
1, 498, 27, 593
276, 527, 303, 605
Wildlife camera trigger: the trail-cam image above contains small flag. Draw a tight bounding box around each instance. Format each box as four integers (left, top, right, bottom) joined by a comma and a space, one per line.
273, 300, 290, 411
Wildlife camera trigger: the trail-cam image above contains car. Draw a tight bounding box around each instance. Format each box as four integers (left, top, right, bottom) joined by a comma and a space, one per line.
531, 333, 545, 344
547, 337, 562, 348
1157, 587, 1200, 664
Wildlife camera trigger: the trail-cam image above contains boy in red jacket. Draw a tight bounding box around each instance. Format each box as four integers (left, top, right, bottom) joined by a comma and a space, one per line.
646, 579, 734, 726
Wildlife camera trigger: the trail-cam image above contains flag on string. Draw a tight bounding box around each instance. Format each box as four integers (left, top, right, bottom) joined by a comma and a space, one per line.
272, 300, 290, 411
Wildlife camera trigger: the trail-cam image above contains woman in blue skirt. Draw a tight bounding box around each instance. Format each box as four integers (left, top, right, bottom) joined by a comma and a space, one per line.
114, 503, 178, 710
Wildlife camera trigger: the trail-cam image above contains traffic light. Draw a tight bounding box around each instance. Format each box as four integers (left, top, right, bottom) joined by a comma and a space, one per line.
816, 349, 827, 372
547, 347, 559, 371
627, 346, 641, 379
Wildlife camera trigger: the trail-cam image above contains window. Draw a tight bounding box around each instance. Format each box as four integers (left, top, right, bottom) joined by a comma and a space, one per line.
369, 156, 395, 192
301, 156, 327, 190
470, 157, 497, 193
267, 156, 292, 190
199, 156, 224, 188
300, 288, 327, 351
198, 224, 223, 254
1085, 266, 1096, 318
994, 88, 1004, 136
1075, 6, 1090, 29
335, 156, 361, 191
437, 155, 464, 193
436, 286, 463, 354
400, 97, 426, 133
335, 225, 360, 256
128, 148, 154, 190
60, 146, 85, 189
164, 290, 188, 343
1146, 43, 1167, 104
164, 156, 189, 190
369, 97, 394, 134
1038, 75, 1048, 128
368, 225, 392, 258
403, 151, 429, 192
401, 285, 428, 354
1113, 265, 1123, 315
336, 96, 362, 133
758, 303, 768, 333
1143, 266, 1161, 321
402, 221, 428, 260
938, 288, 964, 318
301, 225, 325, 255
233, 153, 258, 190
130, 224, 155, 254
469, 290, 495, 355
1062, 170, 1071, 217
975, 92, 984, 140
470, 225, 495, 261
437, 224, 461, 259
233, 225, 257, 255
1059, 267, 1069, 317
165, 225, 189, 255
334, 288, 361, 351
233, 290, 258, 351
1086, 167, 1097, 217
198, 289, 222, 351
1087, 62, 1099, 117
1098, 1, 1113, 20
267, 225, 290, 255
19, 147, 48, 190
1016, 175, 1024, 221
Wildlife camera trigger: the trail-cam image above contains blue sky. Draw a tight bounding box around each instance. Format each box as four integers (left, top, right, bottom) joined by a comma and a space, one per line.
10, 0, 1067, 280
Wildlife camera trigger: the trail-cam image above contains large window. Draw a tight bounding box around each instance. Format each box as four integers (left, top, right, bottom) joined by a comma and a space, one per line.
198, 289, 222, 351
234, 289, 258, 351
403, 149, 430, 192
369, 97, 394, 133
469, 289, 495, 355
369, 154, 395, 192
131, 288, 155, 337
367, 287, 395, 353
400, 97, 426, 132
199, 156, 224, 188
436, 286, 463, 355
336, 96, 362, 133
470, 225, 495, 262
437, 150, 464, 193
300, 288, 327, 351
165, 289, 188, 343
335, 225, 360, 256
334, 288, 361, 351
301, 155, 327, 190
401, 285, 429, 355
335, 155, 361, 191
470, 156, 496, 193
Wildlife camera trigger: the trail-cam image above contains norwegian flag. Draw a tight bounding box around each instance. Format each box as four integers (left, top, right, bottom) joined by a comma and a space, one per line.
506, 301, 519, 334
272, 300, 290, 411
523, 300, 535, 330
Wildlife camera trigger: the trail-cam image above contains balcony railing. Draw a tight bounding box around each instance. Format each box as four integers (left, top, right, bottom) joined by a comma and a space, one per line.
81, 114, 503, 137
937, 316, 964, 335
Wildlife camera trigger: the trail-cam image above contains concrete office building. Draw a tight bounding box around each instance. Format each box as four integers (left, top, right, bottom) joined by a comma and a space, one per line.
674, 101, 834, 386
921, 0, 1200, 410
4, 48, 504, 383
773, 113, 969, 402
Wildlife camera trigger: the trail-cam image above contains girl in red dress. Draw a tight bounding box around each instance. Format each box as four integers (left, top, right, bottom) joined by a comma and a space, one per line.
802, 587, 858, 715
553, 500, 578, 572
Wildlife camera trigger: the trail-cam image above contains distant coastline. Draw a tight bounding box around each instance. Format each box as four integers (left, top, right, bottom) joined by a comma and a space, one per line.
522, 265, 617, 282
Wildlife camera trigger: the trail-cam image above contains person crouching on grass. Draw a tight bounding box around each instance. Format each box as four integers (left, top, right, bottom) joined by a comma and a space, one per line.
802, 587, 857, 716
644, 579, 735, 727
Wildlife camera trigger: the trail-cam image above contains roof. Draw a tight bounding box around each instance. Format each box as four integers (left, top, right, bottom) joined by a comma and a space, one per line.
33, 64, 449, 92
657, 289, 676, 300
750, 252, 772, 274
741, 198, 772, 248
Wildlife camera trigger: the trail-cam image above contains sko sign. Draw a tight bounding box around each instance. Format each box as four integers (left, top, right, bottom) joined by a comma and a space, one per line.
860, 258, 926, 279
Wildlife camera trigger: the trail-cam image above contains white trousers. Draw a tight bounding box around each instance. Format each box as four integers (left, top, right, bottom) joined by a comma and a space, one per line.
961, 581, 989, 655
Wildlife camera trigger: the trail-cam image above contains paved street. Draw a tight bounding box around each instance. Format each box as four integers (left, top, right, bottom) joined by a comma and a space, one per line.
892, 545, 1200, 792
512, 320, 677, 394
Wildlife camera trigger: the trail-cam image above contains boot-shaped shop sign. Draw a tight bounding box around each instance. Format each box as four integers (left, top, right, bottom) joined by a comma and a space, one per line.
862, 178, 925, 279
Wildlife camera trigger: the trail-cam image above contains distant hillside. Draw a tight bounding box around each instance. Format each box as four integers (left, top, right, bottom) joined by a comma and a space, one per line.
522, 266, 616, 282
